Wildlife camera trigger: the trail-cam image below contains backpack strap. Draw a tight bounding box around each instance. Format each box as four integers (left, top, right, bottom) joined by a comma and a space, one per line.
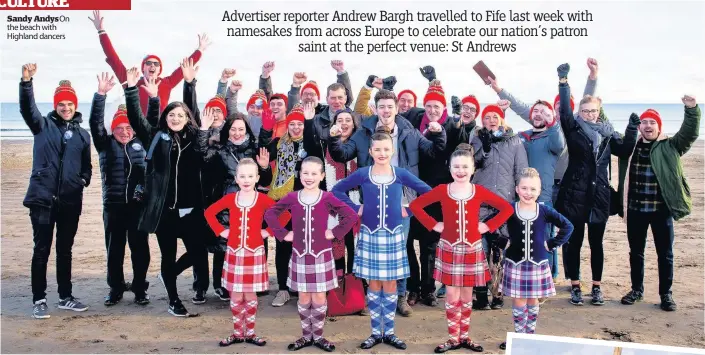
146, 131, 164, 161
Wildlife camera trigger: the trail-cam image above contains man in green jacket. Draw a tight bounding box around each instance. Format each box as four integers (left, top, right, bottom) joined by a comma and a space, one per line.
617, 95, 700, 312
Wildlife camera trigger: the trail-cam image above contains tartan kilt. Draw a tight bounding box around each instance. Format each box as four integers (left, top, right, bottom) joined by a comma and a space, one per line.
353, 225, 409, 281
222, 246, 268, 293
499, 260, 556, 299
434, 240, 490, 287
287, 250, 338, 292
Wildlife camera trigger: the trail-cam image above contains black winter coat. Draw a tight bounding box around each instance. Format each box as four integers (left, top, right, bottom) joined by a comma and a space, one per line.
88, 93, 146, 206
125, 80, 204, 233
20, 79, 92, 213
554, 82, 637, 224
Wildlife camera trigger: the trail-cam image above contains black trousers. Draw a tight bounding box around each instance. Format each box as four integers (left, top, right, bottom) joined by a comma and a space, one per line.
30, 205, 80, 303
104, 203, 150, 293
407, 203, 442, 295
155, 208, 209, 303
626, 209, 675, 295
565, 220, 607, 282
275, 238, 293, 291
334, 230, 356, 274
475, 231, 502, 303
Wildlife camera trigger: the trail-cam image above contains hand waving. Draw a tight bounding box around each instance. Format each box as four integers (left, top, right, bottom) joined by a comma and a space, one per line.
126, 67, 141, 88
140, 77, 160, 98
180, 58, 199, 83
304, 102, 316, 120
201, 107, 216, 130
256, 147, 270, 168
197, 33, 212, 52
88, 10, 104, 31
96, 72, 116, 95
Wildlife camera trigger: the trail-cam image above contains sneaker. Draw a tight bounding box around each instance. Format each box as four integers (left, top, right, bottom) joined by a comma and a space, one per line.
271, 290, 290, 307
104, 290, 123, 306
168, 300, 189, 317
490, 296, 504, 309
134, 292, 150, 306
621, 290, 644, 305
214, 287, 230, 301
32, 299, 50, 319
570, 286, 584, 306
422, 293, 439, 307
591, 287, 605, 306
58, 296, 88, 312
397, 292, 413, 316
436, 285, 447, 299
660, 293, 677, 312
472, 298, 490, 310
192, 290, 207, 304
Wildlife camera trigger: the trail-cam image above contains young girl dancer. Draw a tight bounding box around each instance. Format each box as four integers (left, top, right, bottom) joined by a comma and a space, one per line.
204, 158, 281, 347
264, 156, 358, 352
332, 132, 433, 350
497, 168, 574, 350
410, 146, 514, 353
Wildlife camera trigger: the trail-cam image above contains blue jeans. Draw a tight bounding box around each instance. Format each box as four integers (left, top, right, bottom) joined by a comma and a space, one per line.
397, 216, 411, 296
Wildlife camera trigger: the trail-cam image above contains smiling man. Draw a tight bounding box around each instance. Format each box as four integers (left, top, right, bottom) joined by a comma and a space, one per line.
617, 97, 700, 312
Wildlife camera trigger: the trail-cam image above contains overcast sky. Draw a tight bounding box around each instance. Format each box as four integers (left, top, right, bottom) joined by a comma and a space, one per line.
1, 0, 703, 105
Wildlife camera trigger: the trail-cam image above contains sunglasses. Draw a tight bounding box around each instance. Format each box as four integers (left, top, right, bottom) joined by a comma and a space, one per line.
144, 61, 160, 67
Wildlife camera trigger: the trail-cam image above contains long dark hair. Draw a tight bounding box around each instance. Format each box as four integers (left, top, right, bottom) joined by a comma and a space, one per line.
220, 111, 256, 145
158, 101, 198, 142
333, 108, 360, 138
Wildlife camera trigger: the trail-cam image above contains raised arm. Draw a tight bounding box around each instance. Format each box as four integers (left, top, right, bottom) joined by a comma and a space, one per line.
546, 123, 566, 156
584, 58, 599, 97
491, 77, 533, 123
259, 61, 275, 100
332, 60, 354, 106
161, 33, 208, 88
417, 126, 447, 158
125, 68, 158, 144
19, 64, 45, 135
180, 58, 201, 127
670, 96, 701, 155
610, 114, 638, 158
217, 68, 235, 97
557, 63, 578, 132
328, 131, 359, 163
225, 80, 241, 115
89, 72, 117, 150
408, 185, 443, 231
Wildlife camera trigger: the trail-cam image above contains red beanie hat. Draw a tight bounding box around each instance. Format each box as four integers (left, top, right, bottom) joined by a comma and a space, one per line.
481, 104, 505, 120
247, 89, 269, 111
110, 104, 129, 131
424, 82, 446, 107
301, 81, 320, 100
530, 100, 556, 127
554, 94, 574, 112
397, 89, 417, 106
461, 95, 481, 118
640, 109, 662, 131
142, 55, 163, 76
270, 93, 289, 109
54, 80, 78, 109
205, 94, 227, 117
286, 103, 305, 125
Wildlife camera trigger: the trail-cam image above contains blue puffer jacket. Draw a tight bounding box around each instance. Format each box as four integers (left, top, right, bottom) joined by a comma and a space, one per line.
89, 93, 147, 205
517, 124, 565, 203
20, 79, 92, 213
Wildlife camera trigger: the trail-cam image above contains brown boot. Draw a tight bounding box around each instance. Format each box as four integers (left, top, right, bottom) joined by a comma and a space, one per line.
397, 292, 413, 316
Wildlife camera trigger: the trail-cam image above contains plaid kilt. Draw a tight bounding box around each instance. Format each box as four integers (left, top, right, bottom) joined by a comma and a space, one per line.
222, 247, 268, 293
434, 240, 490, 287
499, 260, 555, 299
353, 226, 409, 281
287, 250, 338, 292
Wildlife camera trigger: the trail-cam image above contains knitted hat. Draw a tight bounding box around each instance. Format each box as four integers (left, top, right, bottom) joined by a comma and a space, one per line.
111, 104, 129, 131
554, 94, 574, 112
529, 100, 556, 127
205, 94, 227, 117
142, 54, 163, 76
461, 95, 481, 118
246, 89, 269, 111
397, 89, 417, 106
640, 109, 662, 131
286, 103, 305, 125
54, 80, 78, 109
481, 104, 505, 120
270, 93, 288, 109
424, 82, 446, 106
301, 81, 320, 100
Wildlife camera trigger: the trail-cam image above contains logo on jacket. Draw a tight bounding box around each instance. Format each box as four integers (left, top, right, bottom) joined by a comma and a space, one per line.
63, 130, 73, 140
131, 142, 143, 151
160, 132, 171, 141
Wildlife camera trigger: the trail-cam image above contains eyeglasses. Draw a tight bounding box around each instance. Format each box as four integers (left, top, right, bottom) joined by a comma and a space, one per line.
461, 106, 477, 113
144, 61, 160, 67
113, 126, 133, 133
581, 109, 599, 114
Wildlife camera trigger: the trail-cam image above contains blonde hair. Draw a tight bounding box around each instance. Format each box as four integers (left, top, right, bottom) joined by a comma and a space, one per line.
518, 167, 541, 181
236, 158, 259, 175
579, 95, 602, 107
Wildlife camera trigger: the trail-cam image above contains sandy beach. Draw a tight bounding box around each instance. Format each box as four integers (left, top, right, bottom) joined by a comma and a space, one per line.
1, 139, 703, 354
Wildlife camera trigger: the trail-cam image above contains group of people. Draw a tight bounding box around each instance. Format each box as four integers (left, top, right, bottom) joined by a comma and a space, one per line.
19, 10, 700, 353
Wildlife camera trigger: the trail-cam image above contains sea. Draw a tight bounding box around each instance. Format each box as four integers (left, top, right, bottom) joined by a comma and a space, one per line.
1, 102, 703, 140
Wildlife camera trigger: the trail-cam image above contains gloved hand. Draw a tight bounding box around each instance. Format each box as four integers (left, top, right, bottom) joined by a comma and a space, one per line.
557, 63, 570, 79
629, 113, 641, 126
382, 76, 397, 91
365, 75, 377, 88
419, 65, 436, 82
478, 128, 492, 153
261, 109, 275, 131
451, 95, 461, 115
